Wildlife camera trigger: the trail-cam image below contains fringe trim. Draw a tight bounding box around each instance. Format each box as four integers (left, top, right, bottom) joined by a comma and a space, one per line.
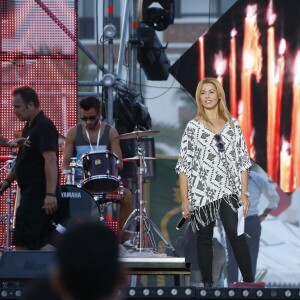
191, 194, 240, 232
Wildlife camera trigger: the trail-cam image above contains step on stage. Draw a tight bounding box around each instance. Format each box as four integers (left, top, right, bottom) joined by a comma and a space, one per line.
120, 257, 191, 286
0, 252, 299, 299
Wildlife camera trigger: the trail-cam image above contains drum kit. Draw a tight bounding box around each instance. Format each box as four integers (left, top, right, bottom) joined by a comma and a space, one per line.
0, 129, 174, 253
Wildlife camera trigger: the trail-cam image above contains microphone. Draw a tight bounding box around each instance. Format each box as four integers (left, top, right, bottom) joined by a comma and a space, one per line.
176, 206, 194, 230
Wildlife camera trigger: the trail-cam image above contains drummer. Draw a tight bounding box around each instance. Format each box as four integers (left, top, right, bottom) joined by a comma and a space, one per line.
62, 96, 133, 245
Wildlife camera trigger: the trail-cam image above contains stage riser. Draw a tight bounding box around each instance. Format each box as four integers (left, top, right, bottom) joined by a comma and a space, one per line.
0, 285, 300, 299
124, 287, 300, 299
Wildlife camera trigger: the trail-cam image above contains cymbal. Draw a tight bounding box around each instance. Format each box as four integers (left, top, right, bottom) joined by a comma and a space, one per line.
116, 130, 160, 140
0, 155, 16, 161
123, 156, 157, 162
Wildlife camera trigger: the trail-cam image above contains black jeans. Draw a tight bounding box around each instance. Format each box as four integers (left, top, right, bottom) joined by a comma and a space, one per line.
227, 215, 261, 282
196, 196, 254, 283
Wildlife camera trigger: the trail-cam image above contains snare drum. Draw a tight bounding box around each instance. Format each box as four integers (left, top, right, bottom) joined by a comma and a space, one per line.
58, 185, 100, 223
81, 150, 120, 194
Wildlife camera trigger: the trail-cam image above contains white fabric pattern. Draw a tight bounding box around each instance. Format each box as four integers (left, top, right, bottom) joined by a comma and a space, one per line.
175, 118, 252, 230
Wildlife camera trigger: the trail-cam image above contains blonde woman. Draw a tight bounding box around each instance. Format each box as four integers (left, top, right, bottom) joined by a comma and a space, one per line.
176, 78, 254, 287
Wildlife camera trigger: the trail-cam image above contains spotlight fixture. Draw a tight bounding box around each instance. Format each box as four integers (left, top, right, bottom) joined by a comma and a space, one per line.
157, 288, 164, 296
142, 289, 150, 296
103, 23, 116, 38
137, 24, 170, 80
171, 288, 178, 296
138, 0, 174, 31
128, 289, 136, 297
185, 288, 192, 296
285, 290, 292, 298
243, 289, 250, 297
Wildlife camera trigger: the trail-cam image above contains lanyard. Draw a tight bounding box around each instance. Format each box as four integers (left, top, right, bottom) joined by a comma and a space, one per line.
85, 121, 101, 152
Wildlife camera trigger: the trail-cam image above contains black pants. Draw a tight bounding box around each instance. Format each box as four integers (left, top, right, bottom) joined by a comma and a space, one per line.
196, 196, 254, 283
227, 215, 261, 283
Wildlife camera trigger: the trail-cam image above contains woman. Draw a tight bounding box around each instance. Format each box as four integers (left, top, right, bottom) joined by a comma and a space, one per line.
175, 78, 254, 287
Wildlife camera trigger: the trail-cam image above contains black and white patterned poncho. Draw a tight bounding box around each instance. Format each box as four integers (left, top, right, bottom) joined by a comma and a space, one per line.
175, 118, 252, 231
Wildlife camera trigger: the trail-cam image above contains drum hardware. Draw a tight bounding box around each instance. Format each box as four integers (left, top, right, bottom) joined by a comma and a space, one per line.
122, 156, 157, 162
119, 131, 175, 253
93, 180, 124, 205
67, 154, 124, 205
81, 150, 120, 194
0, 158, 17, 252
116, 130, 160, 140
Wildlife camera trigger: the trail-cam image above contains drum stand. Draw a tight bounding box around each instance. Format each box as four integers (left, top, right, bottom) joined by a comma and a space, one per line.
0, 159, 16, 252
120, 138, 175, 252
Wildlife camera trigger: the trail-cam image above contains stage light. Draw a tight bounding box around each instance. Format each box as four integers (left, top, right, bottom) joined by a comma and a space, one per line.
242, 289, 250, 297
214, 289, 221, 297
256, 290, 264, 297
199, 289, 207, 297
138, 0, 174, 31
170, 288, 178, 296
143, 288, 150, 296
128, 289, 136, 297
0, 290, 7, 298
228, 289, 235, 297
103, 23, 116, 38
185, 288, 192, 296
14, 290, 21, 297
144, 7, 170, 31
137, 24, 170, 80
156, 288, 164, 296
285, 290, 292, 298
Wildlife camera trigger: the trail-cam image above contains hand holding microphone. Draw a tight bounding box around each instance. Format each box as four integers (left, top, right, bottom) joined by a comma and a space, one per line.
176, 204, 194, 230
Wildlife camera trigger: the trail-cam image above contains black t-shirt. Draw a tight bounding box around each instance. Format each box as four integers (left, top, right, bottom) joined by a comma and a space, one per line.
15, 111, 58, 190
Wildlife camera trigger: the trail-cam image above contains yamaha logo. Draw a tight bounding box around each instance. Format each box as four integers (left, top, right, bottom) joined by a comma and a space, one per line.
61, 192, 82, 198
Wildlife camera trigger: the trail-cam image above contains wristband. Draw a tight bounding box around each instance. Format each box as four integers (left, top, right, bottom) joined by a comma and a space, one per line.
46, 192, 57, 197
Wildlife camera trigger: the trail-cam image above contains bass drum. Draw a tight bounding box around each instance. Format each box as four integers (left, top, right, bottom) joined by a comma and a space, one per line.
58, 185, 100, 225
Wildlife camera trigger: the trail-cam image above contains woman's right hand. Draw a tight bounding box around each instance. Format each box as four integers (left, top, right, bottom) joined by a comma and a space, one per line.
181, 200, 192, 219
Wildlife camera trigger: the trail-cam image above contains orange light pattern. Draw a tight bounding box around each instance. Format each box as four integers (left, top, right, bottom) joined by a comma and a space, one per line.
240, 4, 262, 155
273, 39, 286, 183
290, 52, 300, 190
229, 29, 238, 118
198, 36, 205, 81
266, 0, 277, 181
0, 0, 77, 249
214, 51, 227, 85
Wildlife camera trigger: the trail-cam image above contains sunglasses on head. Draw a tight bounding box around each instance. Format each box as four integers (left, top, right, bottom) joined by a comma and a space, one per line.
81, 115, 97, 122
214, 134, 225, 152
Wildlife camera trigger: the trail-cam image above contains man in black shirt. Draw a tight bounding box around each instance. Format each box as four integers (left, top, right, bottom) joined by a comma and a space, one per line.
0, 86, 59, 250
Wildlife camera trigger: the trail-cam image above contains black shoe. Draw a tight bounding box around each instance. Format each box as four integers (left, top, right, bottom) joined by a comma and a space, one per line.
203, 282, 213, 288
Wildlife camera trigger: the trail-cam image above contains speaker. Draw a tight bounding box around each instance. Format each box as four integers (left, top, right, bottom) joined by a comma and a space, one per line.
0, 251, 55, 279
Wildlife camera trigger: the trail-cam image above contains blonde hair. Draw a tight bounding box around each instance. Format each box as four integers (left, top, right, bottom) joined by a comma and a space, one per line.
195, 77, 233, 127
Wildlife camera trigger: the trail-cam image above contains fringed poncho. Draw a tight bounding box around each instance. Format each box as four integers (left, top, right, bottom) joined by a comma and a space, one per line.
175, 118, 252, 231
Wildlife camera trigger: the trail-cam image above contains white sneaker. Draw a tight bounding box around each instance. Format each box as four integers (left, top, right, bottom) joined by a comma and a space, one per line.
122, 240, 133, 248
